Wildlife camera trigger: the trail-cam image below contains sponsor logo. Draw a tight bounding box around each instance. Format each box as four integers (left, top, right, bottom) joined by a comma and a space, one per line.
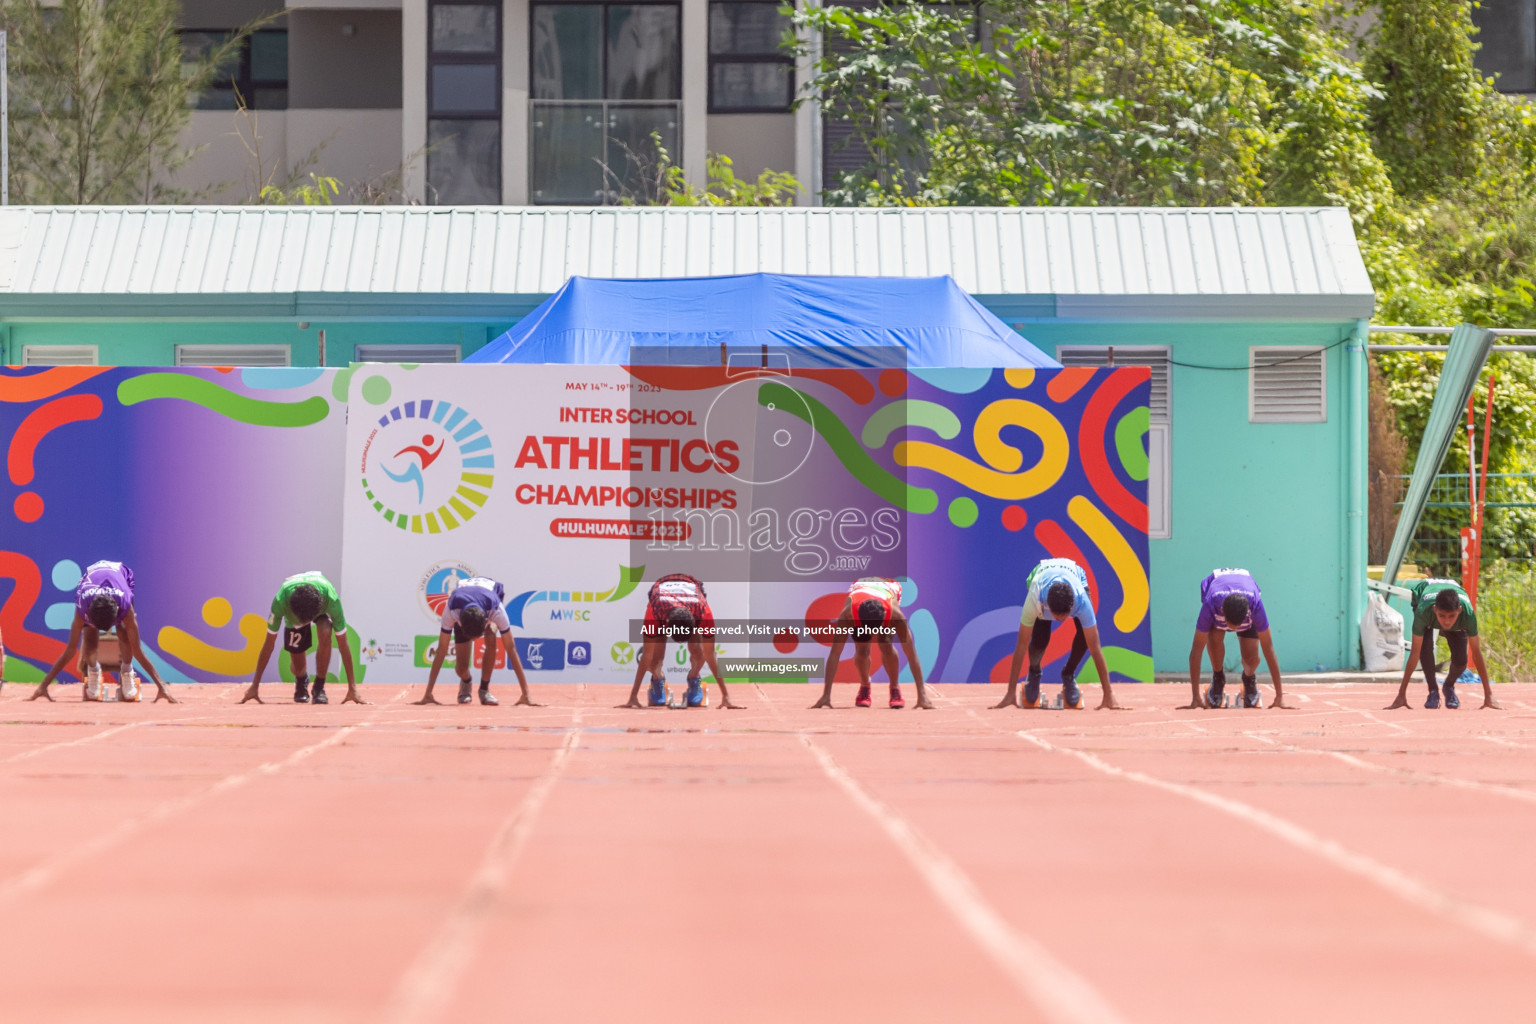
359, 398, 495, 532
567, 641, 592, 666
413, 634, 507, 669
361, 638, 383, 663
516, 637, 566, 671
417, 560, 475, 622
610, 641, 634, 665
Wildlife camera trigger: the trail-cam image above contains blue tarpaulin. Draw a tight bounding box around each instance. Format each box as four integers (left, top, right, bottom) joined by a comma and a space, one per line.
467, 274, 1060, 368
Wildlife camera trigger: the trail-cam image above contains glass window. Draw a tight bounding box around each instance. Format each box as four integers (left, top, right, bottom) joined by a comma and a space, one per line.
433, 4, 500, 53
532, 5, 603, 99
709, 3, 790, 55
606, 5, 681, 100
181, 29, 289, 110
530, 103, 607, 202
710, 62, 791, 110
250, 30, 288, 81
606, 103, 681, 183
428, 119, 503, 203
432, 64, 500, 113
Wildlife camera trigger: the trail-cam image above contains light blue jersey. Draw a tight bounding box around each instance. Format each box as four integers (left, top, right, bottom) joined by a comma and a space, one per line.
1021, 558, 1096, 628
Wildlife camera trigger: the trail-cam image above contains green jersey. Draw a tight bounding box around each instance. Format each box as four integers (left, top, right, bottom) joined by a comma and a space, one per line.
268, 571, 348, 635
1409, 578, 1477, 637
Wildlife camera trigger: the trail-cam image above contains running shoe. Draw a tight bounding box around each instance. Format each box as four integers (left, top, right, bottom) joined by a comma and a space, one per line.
856, 682, 872, 707
648, 675, 668, 707
1022, 672, 1042, 709
685, 677, 705, 708
1241, 675, 1261, 709
889, 685, 905, 709
458, 679, 474, 704
311, 682, 328, 705
479, 684, 499, 706
1425, 686, 1441, 710
293, 679, 310, 704
1205, 677, 1225, 709
1443, 682, 1460, 709
1061, 676, 1082, 709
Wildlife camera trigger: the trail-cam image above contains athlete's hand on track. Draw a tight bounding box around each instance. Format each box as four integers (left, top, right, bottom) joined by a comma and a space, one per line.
27, 685, 53, 702
990, 695, 1018, 709
1268, 696, 1297, 709
1482, 696, 1504, 709
1176, 699, 1205, 709
914, 696, 935, 710
413, 693, 444, 705
341, 689, 371, 704
618, 696, 646, 709
719, 699, 744, 709
1097, 695, 1130, 710
238, 683, 263, 704
153, 686, 180, 704
1383, 693, 1410, 710
514, 693, 543, 707
810, 694, 833, 709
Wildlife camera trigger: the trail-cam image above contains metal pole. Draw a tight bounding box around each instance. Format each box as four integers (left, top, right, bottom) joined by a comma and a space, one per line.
2, 30, 9, 206
1367, 345, 1536, 353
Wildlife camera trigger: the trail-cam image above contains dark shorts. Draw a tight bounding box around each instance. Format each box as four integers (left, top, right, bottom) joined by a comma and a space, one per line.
1222, 627, 1261, 640
283, 624, 313, 654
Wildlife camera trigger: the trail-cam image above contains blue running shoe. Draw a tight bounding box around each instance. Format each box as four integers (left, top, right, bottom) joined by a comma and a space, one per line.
1443, 682, 1460, 709
1022, 671, 1042, 708
647, 675, 668, 707
1424, 686, 1441, 710
1206, 677, 1225, 709
685, 676, 705, 708
1241, 675, 1261, 708
1061, 675, 1082, 709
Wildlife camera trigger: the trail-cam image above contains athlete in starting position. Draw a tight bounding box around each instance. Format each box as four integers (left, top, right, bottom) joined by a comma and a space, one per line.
415, 576, 537, 706
622, 573, 741, 709
994, 557, 1124, 710
31, 560, 176, 703
811, 577, 932, 710
1182, 568, 1293, 709
1387, 577, 1500, 710
242, 571, 367, 705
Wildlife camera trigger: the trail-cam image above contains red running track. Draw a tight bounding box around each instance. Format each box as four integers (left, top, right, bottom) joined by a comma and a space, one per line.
0, 682, 1534, 1023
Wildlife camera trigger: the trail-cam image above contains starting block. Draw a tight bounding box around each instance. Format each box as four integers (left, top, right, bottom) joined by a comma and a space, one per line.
83, 666, 140, 703
666, 684, 709, 709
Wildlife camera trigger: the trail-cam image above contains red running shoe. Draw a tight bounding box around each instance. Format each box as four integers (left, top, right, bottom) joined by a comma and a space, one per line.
855, 682, 872, 707
889, 685, 906, 709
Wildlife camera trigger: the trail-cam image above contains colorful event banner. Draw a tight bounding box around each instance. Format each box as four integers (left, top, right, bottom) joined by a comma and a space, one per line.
0, 366, 349, 684
340, 363, 1152, 685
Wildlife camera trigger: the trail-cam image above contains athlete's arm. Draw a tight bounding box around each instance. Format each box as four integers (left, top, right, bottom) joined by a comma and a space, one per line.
1469, 636, 1501, 709
1385, 632, 1423, 709
994, 623, 1031, 709
622, 637, 662, 708
1258, 629, 1292, 708
120, 609, 175, 702
415, 630, 454, 704
892, 612, 931, 709
698, 642, 741, 709
32, 613, 86, 700
1181, 630, 1208, 709
336, 630, 367, 703
242, 631, 279, 703
501, 632, 539, 706
812, 603, 854, 708
1083, 625, 1125, 709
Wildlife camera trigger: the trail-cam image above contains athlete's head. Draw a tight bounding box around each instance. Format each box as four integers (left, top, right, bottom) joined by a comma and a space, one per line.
663, 606, 695, 641
457, 604, 488, 641
288, 583, 323, 625
856, 598, 887, 642
1434, 587, 1462, 627
1046, 580, 1075, 620
1221, 593, 1250, 631
85, 594, 117, 632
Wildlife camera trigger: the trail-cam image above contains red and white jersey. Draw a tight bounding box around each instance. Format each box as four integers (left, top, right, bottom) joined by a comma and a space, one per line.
644, 573, 714, 637
848, 577, 902, 625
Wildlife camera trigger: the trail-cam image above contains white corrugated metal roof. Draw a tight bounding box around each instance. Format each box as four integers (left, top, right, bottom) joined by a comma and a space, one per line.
0, 206, 1374, 319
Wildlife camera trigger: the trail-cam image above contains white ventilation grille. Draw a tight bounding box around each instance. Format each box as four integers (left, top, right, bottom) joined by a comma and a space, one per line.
1056, 346, 1171, 422
1250, 347, 1326, 423
22, 345, 98, 365
353, 345, 461, 363
174, 345, 290, 367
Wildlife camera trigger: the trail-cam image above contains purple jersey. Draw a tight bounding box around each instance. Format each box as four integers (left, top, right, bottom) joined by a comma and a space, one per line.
75, 560, 134, 627
1195, 569, 1267, 633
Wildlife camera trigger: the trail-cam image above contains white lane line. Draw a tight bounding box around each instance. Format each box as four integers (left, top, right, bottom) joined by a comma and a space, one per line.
1016, 729, 1536, 957
799, 732, 1130, 1024
1244, 733, 1536, 807
0, 725, 359, 905
1479, 735, 1533, 750
1321, 700, 1412, 735
382, 715, 584, 1024
0, 722, 143, 765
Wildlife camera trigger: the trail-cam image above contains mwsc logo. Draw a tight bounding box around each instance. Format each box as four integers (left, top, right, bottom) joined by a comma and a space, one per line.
360, 399, 494, 532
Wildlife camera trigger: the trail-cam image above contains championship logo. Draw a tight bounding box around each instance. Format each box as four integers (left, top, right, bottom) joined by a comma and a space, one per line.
360, 399, 495, 531
417, 560, 475, 623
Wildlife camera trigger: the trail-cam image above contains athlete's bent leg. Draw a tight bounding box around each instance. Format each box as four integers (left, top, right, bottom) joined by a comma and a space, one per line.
1024, 618, 1052, 707
1238, 634, 1262, 707
1441, 630, 1469, 709
1205, 630, 1228, 707
1420, 626, 1442, 707
853, 640, 873, 706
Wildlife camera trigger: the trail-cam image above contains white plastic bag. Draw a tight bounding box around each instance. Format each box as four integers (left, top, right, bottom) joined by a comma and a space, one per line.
1360, 592, 1405, 672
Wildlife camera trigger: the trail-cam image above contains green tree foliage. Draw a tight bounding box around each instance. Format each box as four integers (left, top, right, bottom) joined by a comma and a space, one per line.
0, 0, 271, 204
610, 132, 800, 206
